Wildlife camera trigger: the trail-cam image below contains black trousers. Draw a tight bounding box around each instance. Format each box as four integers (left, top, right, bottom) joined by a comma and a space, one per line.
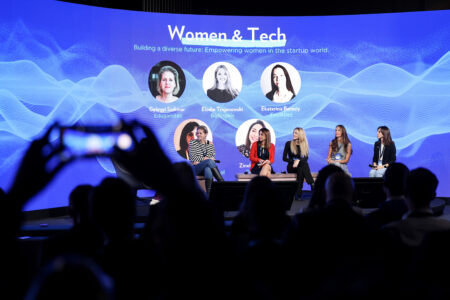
287, 160, 314, 190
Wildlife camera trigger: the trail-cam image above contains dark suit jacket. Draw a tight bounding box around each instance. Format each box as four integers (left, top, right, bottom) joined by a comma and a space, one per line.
282, 141, 308, 171
372, 140, 396, 165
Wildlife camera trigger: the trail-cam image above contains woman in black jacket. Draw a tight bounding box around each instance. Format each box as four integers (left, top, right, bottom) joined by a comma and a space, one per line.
369, 126, 396, 177
283, 127, 314, 200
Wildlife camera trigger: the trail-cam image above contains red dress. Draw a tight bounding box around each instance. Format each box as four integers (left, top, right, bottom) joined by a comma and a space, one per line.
249, 142, 275, 173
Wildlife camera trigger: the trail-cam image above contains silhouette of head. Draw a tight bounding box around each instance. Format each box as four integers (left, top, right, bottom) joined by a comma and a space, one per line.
309, 164, 344, 209
91, 177, 135, 241
25, 254, 114, 300
406, 167, 438, 210
383, 163, 409, 198
241, 176, 284, 238
325, 172, 354, 204
172, 162, 204, 195
69, 184, 93, 225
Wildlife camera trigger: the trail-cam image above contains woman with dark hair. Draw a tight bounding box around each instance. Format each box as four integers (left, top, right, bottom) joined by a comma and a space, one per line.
189, 125, 224, 196
156, 65, 180, 103
177, 121, 199, 159
207, 65, 239, 103
237, 120, 266, 158
250, 128, 275, 178
369, 126, 396, 177
265, 64, 296, 103
283, 127, 315, 200
326, 125, 352, 176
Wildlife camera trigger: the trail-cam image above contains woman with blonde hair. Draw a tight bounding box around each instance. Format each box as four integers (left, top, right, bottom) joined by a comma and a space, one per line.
283, 127, 315, 200
207, 64, 239, 103
249, 128, 275, 178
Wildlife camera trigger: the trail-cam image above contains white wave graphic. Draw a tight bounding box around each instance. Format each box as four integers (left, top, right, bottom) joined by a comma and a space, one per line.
1, 51, 449, 160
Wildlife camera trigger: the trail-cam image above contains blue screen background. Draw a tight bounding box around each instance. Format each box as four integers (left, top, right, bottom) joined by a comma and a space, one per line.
1, 1, 449, 210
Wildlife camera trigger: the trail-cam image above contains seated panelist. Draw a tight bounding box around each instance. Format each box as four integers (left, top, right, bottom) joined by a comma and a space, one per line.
188, 125, 224, 196
369, 126, 396, 177
326, 125, 352, 176
249, 128, 275, 178
283, 127, 315, 200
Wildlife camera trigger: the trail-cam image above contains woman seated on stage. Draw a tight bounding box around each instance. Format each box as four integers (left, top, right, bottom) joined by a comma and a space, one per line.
326, 124, 352, 176
283, 127, 315, 200
369, 126, 396, 177
250, 128, 275, 178
188, 126, 224, 196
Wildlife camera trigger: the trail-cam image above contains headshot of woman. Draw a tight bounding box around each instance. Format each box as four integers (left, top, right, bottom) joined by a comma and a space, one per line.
282, 127, 315, 200
188, 125, 224, 196
155, 65, 180, 103
207, 64, 239, 103
237, 120, 266, 158
326, 125, 352, 176
250, 128, 275, 178
369, 126, 396, 177
265, 64, 296, 103
177, 121, 199, 159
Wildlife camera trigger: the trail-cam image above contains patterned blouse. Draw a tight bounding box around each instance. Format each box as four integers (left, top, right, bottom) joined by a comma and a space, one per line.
188, 139, 216, 163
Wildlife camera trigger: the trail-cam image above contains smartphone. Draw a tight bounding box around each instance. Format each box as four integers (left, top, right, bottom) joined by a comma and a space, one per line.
59, 125, 134, 157
368, 164, 375, 168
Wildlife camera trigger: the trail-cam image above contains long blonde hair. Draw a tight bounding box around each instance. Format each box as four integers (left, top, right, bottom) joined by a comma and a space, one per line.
290, 127, 309, 157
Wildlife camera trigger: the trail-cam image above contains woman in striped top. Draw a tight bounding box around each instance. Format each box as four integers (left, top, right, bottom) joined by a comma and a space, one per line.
189, 125, 224, 196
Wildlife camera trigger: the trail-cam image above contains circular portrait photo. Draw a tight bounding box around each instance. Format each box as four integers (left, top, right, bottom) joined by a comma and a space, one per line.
235, 119, 276, 158
260, 62, 301, 103
202, 62, 242, 103
174, 119, 213, 160
149, 61, 186, 103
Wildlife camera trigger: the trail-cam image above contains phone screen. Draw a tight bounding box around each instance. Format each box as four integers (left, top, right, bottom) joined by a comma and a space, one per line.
61, 128, 133, 157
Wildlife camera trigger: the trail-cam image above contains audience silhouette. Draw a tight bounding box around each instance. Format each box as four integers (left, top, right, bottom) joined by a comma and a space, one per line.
42, 184, 104, 264
306, 164, 344, 211
366, 162, 409, 229
385, 167, 450, 247
2, 121, 450, 299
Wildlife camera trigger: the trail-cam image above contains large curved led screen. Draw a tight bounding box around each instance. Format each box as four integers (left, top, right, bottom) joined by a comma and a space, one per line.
1, 1, 450, 210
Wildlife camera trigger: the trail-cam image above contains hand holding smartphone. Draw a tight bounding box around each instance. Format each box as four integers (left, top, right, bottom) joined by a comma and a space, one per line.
57, 124, 135, 157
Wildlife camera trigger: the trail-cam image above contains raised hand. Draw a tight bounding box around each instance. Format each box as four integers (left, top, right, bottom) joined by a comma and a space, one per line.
112, 121, 180, 196
8, 124, 70, 206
